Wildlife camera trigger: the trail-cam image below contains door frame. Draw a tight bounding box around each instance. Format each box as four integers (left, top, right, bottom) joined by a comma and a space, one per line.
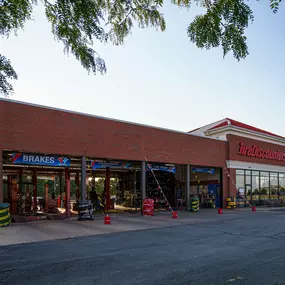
245, 184, 252, 201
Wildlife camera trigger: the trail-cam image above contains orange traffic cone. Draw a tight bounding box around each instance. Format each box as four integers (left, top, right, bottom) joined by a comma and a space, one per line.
172, 211, 178, 219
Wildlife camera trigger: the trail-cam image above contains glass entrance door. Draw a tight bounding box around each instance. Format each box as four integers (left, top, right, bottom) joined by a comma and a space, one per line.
245, 184, 252, 201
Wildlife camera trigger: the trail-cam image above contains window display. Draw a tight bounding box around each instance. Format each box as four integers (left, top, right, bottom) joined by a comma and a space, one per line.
236, 169, 285, 205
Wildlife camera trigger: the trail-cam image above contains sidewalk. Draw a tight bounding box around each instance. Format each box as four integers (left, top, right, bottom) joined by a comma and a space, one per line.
234, 206, 285, 212
1, 207, 277, 246
0, 210, 245, 246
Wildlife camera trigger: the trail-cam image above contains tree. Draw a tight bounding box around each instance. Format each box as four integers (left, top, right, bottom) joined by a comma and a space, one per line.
0, 0, 282, 96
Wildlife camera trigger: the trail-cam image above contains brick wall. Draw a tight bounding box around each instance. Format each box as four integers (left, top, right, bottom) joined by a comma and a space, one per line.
1, 100, 227, 167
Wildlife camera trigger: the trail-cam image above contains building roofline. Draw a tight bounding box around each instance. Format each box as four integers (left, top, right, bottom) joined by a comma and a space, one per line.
208, 117, 285, 139
188, 118, 226, 133
207, 124, 285, 141
189, 116, 285, 140
0, 97, 220, 141
225, 117, 284, 138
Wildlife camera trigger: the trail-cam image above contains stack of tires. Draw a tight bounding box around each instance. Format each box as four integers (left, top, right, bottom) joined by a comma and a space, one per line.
0, 203, 11, 227
190, 197, 200, 212
225, 197, 236, 209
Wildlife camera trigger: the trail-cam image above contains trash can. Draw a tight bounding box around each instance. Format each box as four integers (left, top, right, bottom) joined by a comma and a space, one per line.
142, 199, 154, 216
0, 203, 11, 227
110, 198, 115, 210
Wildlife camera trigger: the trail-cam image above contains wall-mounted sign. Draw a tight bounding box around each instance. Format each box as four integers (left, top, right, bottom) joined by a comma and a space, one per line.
192, 167, 215, 175
147, 164, 176, 174
238, 142, 285, 162
91, 161, 131, 170
11, 153, 70, 167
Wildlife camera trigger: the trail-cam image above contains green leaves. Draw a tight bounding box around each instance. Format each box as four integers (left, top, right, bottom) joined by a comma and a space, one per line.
43, 0, 165, 74
44, 0, 107, 74
0, 0, 36, 37
270, 0, 282, 13
187, 0, 254, 60
0, 55, 18, 96
0, 0, 37, 95
107, 0, 166, 45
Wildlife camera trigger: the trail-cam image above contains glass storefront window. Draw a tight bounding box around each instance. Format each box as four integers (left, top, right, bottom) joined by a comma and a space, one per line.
3, 183, 8, 201
270, 173, 278, 199
279, 173, 285, 198
251, 171, 260, 201
246, 173, 251, 184
22, 172, 33, 184
235, 170, 285, 205
260, 172, 269, 201
236, 170, 245, 175
236, 170, 245, 194
190, 185, 197, 195
245, 171, 251, 199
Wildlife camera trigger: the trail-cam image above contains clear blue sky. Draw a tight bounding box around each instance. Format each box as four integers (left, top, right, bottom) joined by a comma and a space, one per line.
2, 1, 285, 135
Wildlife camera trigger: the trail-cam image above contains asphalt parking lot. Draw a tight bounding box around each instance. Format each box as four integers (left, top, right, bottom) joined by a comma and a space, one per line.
1, 210, 285, 284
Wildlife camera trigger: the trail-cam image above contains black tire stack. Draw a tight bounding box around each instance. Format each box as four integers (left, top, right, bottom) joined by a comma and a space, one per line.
225, 197, 236, 209
190, 197, 200, 212
0, 203, 11, 227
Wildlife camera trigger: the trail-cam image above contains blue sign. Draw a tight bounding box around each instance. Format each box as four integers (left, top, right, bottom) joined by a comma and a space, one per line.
11, 153, 70, 167
192, 167, 215, 175
91, 161, 131, 170
147, 164, 176, 174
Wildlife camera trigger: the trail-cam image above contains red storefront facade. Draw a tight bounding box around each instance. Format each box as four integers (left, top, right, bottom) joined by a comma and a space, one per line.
1, 98, 285, 211
227, 135, 285, 205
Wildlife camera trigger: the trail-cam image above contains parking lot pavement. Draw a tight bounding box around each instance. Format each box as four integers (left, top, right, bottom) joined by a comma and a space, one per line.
2, 211, 285, 285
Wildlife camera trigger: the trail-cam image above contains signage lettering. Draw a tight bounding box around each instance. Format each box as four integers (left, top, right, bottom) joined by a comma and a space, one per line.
238, 142, 285, 162
12, 153, 70, 167
91, 161, 131, 170
147, 164, 176, 174
192, 167, 215, 175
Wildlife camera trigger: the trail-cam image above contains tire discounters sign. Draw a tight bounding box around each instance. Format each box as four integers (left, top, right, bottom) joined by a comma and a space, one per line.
238, 142, 285, 162
11, 153, 70, 167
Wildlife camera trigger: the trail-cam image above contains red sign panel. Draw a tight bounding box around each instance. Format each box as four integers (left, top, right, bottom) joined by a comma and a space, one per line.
238, 142, 285, 162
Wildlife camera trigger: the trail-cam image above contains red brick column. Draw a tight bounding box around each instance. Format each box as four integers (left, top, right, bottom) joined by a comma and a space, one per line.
228, 168, 237, 197
223, 167, 237, 204
222, 167, 229, 205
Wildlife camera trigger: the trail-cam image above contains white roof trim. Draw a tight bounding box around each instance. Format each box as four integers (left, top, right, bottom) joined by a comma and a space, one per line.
226, 160, 285, 173
206, 125, 285, 143
188, 118, 226, 133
